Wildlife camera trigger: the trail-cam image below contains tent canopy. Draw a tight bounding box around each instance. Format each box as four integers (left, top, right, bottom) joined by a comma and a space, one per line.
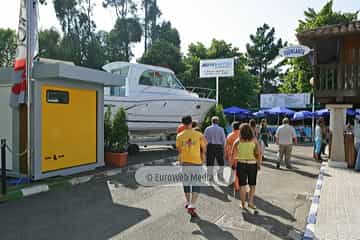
293, 111, 313, 121
265, 107, 295, 116
223, 106, 252, 117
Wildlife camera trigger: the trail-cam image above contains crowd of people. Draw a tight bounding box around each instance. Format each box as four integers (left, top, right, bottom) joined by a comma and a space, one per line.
175, 115, 300, 218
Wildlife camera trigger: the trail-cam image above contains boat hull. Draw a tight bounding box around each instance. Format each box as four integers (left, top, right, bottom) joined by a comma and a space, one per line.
104, 96, 215, 134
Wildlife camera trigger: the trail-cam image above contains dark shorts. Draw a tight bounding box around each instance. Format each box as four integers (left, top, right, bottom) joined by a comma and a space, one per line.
183, 185, 200, 193
182, 163, 202, 193
237, 162, 258, 186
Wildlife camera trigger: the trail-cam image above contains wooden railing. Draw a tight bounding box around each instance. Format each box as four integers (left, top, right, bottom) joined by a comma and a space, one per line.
315, 63, 360, 97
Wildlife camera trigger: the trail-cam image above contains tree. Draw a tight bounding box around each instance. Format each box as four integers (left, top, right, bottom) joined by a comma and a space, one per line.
0, 28, 16, 67
246, 23, 286, 93
103, 0, 143, 62
297, 0, 358, 32
140, 21, 182, 72
53, 0, 106, 68
108, 17, 143, 61
280, 1, 358, 93
141, 0, 161, 52
39, 28, 61, 59
152, 21, 180, 48
140, 39, 183, 73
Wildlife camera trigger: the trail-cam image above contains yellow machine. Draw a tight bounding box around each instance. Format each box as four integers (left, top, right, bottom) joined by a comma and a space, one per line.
41, 85, 97, 172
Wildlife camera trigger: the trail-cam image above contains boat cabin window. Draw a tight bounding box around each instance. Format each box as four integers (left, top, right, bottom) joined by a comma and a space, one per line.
104, 66, 129, 97
139, 70, 184, 89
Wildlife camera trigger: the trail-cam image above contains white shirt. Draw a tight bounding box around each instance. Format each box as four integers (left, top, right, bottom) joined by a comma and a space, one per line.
275, 124, 297, 145
315, 125, 322, 141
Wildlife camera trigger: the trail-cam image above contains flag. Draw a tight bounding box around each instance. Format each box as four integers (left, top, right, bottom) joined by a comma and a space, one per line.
9, 0, 39, 108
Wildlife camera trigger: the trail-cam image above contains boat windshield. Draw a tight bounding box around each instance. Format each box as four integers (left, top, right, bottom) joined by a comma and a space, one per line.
104, 66, 129, 97
139, 70, 185, 90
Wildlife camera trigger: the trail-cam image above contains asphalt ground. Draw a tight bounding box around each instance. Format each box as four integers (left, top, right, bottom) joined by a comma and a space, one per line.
0, 146, 320, 240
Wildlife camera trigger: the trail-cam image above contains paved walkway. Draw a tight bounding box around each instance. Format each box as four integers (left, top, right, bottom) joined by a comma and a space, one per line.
315, 165, 360, 240
0, 146, 320, 240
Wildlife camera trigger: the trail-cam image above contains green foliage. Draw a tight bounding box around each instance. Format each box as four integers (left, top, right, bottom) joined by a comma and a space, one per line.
201, 105, 227, 132
297, 0, 358, 32
0, 28, 16, 67
39, 28, 61, 59
279, 58, 312, 93
104, 107, 113, 152
105, 107, 129, 153
108, 17, 143, 61
140, 21, 182, 73
112, 107, 129, 153
141, 0, 161, 52
140, 39, 183, 73
246, 23, 286, 93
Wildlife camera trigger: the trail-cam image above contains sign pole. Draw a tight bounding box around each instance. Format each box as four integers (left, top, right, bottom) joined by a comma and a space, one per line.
216, 76, 219, 105
311, 93, 315, 140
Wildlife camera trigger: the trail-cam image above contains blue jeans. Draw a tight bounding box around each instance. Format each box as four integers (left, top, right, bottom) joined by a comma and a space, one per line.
355, 143, 360, 171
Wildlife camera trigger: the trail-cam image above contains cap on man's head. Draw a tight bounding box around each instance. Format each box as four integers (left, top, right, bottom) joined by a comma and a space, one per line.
211, 116, 219, 124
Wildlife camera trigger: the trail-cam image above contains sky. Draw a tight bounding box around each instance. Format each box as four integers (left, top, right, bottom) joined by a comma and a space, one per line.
1, 0, 359, 61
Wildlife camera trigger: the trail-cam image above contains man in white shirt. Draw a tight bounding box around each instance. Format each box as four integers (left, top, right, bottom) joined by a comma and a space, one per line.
354, 115, 360, 171
275, 118, 297, 169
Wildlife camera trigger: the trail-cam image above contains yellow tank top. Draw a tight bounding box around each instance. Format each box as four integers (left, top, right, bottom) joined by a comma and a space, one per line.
237, 141, 256, 162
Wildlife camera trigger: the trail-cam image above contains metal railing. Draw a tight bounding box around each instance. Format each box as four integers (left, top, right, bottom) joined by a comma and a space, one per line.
185, 86, 216, 99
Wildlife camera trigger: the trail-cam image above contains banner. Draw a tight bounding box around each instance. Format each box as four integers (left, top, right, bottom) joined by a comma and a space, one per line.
9, 0, 39, 108
260, 93, 311, 109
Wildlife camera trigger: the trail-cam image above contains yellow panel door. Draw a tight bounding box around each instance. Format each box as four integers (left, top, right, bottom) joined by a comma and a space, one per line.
41, 85, 97, 172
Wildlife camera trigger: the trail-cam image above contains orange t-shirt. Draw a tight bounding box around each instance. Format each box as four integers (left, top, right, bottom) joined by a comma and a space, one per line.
225, 130, 240, 165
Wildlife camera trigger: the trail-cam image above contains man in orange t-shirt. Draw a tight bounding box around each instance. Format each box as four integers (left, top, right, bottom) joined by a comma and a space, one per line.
225, 121, 240, 191
177, 123, 186, 134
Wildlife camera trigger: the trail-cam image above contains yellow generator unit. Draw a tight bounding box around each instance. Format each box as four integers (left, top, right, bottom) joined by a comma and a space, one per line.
10, 62, 121, 180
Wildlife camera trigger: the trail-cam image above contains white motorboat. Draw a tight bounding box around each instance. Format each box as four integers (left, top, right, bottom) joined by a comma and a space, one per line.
103, 62, 216, 135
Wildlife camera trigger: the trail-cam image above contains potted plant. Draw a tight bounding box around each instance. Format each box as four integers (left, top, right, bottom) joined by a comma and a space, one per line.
104, 107, 129, 167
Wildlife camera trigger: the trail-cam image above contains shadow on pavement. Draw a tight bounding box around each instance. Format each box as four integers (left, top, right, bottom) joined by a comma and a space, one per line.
254, 196, 296, 222
262, 161, 325, 179
192, 218, 238, 240
201, 186, 231, 203
242, 210, 301, 240
0, 180, 150, 240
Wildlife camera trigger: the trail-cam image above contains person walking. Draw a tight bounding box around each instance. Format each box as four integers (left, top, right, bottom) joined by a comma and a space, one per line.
259, 119, 269, 160
354, 115, 360, 171
176, 115, 207, 218
314, 118, 324, 162
275, 118, 297, 169
249, 119, 259, 139
225, 121, 240, 191
204, 116, 226, 180
231, 123, 261, 210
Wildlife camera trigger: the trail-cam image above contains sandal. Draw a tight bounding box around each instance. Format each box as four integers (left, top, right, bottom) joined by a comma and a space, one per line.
248, 204, 257, 210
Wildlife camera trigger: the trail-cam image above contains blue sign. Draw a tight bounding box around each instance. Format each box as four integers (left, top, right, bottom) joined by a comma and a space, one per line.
279, 45, 311, 58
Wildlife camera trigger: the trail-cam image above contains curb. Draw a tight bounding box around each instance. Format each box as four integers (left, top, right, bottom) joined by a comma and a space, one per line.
0, 156, 177, 203
303, 161, 327, 240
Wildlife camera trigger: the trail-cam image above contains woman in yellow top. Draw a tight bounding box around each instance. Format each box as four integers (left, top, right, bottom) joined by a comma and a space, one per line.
231, 123, 261, 210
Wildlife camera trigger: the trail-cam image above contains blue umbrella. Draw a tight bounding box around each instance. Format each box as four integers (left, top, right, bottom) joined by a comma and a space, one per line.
347, 109, 358, 116
293, 111, 313, 121
253, 110, 267, 118
314, 109, 330, 118
223, 106, 252, 119
265, 107, 295, 116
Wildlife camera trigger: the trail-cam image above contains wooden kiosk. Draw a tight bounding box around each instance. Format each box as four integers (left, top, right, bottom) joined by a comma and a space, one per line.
297, 20, 360, 167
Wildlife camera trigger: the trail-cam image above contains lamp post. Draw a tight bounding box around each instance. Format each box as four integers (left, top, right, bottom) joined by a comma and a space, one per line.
309, 77, 315, 141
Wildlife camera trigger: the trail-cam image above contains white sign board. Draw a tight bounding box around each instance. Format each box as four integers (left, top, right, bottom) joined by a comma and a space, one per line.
260, 93, 311, 109
199, 58, 234, 78
279, 45, 311, 58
